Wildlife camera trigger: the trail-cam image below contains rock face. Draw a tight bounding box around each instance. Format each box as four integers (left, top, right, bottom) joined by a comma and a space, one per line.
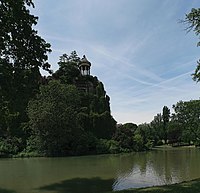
75, 76, 96, 93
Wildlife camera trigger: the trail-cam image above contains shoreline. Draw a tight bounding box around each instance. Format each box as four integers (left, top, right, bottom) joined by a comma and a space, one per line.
0, 145, 199, 159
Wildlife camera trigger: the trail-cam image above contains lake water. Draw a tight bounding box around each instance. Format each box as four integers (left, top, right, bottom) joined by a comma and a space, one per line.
0, 147, 200, 193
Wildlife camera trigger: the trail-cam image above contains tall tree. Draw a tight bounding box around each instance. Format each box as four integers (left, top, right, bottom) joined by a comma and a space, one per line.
0, 0, 51, 72
53, 51, 80, 84
0, 0, 51, 136
162, 106, 170, 143
173, 100, 200, 145
151, 113, 163, 142
167, 121, 182, 145
113, 123, 137, 151
183, 8, 200, 81
27, 80, 81, 156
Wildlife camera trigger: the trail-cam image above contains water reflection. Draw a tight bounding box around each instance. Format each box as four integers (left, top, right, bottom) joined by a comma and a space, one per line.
113, 147, 200, 191
0, 147, 200, 193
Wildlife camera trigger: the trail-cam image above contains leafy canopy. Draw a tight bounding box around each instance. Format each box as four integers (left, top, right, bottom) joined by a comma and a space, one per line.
0, 0, 52, 137
184, 8, 200, 81
27, 80, 81, 156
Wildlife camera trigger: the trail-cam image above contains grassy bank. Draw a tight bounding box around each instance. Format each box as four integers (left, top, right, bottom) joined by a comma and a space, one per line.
113, 178, 200, 193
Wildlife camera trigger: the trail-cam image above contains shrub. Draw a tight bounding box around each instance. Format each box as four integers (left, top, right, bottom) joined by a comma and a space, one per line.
133, 134, 144, 151
0, 137, 22, 157
157, 140, 164, 146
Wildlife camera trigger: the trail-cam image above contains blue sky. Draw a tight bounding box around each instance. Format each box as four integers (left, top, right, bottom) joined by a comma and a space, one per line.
32, 0, 200, 124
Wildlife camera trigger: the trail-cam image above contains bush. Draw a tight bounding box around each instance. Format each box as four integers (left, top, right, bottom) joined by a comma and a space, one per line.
194, 139, 200, 147
96, 139, 109, 154
157, 140, 164, 146
145, 140, 154, 150
70, 132, 98, 155
132, 134, 143, 151
15, 151, 42, 158
22, 135, 43, 155
107, 140, 120, 153
96, 139, 120, 154
0, 137, 23, 157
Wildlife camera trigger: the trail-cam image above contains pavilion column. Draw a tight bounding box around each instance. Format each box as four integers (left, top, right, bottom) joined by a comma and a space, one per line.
78, 55, 91, 76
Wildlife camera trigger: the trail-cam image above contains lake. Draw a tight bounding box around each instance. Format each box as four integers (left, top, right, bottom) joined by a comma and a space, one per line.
0, 147, 200, 193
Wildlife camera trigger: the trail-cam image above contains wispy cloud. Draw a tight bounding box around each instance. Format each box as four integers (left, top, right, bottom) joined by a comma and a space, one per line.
33, 0, 200, 124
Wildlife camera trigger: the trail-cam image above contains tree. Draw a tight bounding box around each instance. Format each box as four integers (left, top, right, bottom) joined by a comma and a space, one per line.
0, 0, 51, 137
151, 113, 163, 142
27, 80, 81, 156
173, 100, 200, 145
162, 106, 170, 143
167, 121, 182, 146
136, 123, 154, 149
113, 123, 137, 151
183, 8, 200, 81
0, 0, 51, 72
90, 111, 116, 139
53, 51, 80, 84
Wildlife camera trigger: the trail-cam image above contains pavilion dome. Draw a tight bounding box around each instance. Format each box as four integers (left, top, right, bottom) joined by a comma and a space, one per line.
79, 55, 91, 67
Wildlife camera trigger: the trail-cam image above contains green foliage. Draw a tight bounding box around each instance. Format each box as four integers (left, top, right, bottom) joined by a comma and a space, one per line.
53, 51, 116, 142
145, 140, 154, 150
96, 139, 120, 154
157, 140, 163, 146
135, 123, 155, 150
162, 106, 170, 124
69, 60, 115, 139
95, 139, 115, 154
96, 82, 106, 98
107, 140, 120, 153
2, 4, 200, 158
0, 99, 19, 137
22, 135, 42, 155
70, 132, 97, 155
137, 124, 151, 142
53, 51, 80, 84
0, 0, 51, 71
26, 79, 116, 156
162, 106, 170, 143
183, 8, 200, 81
173, 100, 200, 145
113, 125, 135, 149
0, 45, 118, 157
95, 139, 109, 154
113, 123, 137, 150
0, 0, 51, 139
90, 111, 116, 139
133, 134, 144, 151
149, 101, 200, 147
150, 106, 171, 144
27, 80, 81, 156
79, 79, 111, 114
167, 121, 182, 145
0, 137, 23, 157
111, 122, 155, 152
150, 113, 163, 143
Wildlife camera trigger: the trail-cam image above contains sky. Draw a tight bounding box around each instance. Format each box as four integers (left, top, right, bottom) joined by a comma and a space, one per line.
31, 0, 200, 124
